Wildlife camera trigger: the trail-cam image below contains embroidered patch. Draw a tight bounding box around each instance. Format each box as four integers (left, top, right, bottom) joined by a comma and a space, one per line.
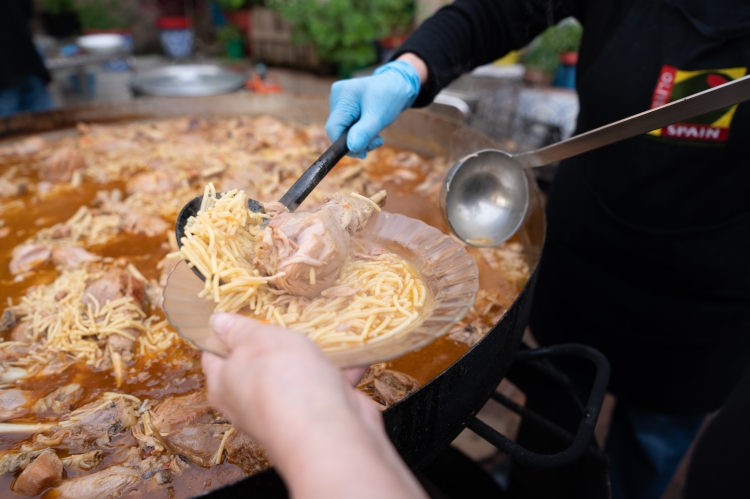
648, 65, 746, 142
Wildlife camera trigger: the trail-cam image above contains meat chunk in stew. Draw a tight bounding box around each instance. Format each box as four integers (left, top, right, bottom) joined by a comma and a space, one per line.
33, 383, 83, 419
55, 465, 140, 499
150, 391, 216, 433
126, 171, 179, 195
255, 191, 386, 298
51, 246, 100, 267
83, 268, 146, 311
0, 178, 25, 198
0, 389, 30, 421
357, 363, 421, 409
36, 396, 138, 451
9, 244, 51, 275
12, 448, 63, 496
14, 136, 48, 156
0, 450, 42, 474
0, 342, 30, 363
146, 391, 232, 468
163, 423, 232, 468
61, 450, 103, 471
38, 147, 85, 183
0, 308, 17, 332
225, 430, 270, 475
10, 322, 32, 343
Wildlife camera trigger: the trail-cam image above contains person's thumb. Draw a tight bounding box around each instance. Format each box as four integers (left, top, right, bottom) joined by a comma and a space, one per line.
325, 105, 359, 143
347, 113, 386, 153
210, 312, 259, 349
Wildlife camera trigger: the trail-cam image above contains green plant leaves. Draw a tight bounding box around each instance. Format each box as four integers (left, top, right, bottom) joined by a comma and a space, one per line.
216, 0, 247, 10
74, 0, 135, 30
521, 20, 583, 76
217, 24, 244, 43
270, 0, 413, 67
41, 0, 76, 15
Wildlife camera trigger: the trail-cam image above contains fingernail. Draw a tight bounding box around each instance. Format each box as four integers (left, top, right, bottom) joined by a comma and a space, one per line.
210, 312, 236, 339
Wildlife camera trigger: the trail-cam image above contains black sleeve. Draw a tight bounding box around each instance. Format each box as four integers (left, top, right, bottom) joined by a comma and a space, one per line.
22, 0, 34, 19
0, 0, 51, 89
393, 0, 584, 107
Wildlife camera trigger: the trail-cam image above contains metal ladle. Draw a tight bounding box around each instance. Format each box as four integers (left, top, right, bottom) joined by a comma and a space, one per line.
441, 74, 750, 247
175, 130, 350, 280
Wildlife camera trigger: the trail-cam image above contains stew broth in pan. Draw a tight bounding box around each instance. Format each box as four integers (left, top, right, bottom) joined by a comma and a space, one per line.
0, 117, 527, 498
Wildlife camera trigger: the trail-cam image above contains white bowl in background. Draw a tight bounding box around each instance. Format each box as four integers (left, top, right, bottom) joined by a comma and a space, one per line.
76, 34, 126, 55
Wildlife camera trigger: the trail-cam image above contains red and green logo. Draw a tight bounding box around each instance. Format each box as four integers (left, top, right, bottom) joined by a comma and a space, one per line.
649, 65, 746, 142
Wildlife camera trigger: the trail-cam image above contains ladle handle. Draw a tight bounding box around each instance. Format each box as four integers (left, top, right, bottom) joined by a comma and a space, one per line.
278, 129, 350, 212
513, 74, 750, 168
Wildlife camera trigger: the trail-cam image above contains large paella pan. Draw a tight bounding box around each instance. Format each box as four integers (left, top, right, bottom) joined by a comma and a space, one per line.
0, 94, 543, 498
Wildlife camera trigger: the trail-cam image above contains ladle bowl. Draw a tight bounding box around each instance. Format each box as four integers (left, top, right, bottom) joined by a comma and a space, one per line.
440, 149, 528, 248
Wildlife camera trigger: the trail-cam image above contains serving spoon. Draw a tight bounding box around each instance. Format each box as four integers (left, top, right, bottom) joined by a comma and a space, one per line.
175, 129, 350, 280
441, 74, 750, 247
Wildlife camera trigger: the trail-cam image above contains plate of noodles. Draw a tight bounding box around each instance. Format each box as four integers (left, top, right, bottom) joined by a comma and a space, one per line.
163, 183, 479, 367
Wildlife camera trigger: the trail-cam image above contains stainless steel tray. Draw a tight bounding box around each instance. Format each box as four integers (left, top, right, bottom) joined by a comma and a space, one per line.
130, 64, 246, 97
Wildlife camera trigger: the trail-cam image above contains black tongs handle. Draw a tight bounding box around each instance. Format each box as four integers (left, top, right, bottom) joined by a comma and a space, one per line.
278, 129, 350, 212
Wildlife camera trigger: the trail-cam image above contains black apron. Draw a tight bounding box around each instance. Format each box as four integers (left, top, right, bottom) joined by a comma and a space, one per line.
529, 0, 750, 414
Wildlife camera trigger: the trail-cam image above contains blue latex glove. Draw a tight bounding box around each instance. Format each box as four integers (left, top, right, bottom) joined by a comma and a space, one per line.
325, 60, 421, 159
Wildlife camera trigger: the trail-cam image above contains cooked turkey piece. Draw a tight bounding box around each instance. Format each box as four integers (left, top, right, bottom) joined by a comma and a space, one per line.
9, 244, 51, 275
12, 448, 63, 496
81, 268, 146, 363
61, 450, 103, 471
150, 391, 217, 434
163, 423, 232, 468
145, 390, 269, 470
14, 136, 48, 156
36, 396, 138, 452
357, 363, 421, 410
126, 170, 179, 195
38, 147, 85, 183
83, 268, 146, 312
10, 322, 32, 343
148, 391, 230, 468
225, 430, 271, 474
0, 450, 43, 474
9, 244, 101, 275
0, 178, 26, 198
255, 191, 386, 298
0, 389, 31, 421
55, 465, 140, 499
51, 246, 101, 267
33, 384, 84, 419
0, 309, 17, 332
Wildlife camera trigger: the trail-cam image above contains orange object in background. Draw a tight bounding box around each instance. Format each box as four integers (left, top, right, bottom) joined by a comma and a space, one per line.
246, 64, 283, 93
246, 73, 283, 93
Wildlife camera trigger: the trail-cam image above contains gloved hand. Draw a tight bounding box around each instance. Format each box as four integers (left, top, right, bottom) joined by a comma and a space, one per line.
325, 60, 421, 158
